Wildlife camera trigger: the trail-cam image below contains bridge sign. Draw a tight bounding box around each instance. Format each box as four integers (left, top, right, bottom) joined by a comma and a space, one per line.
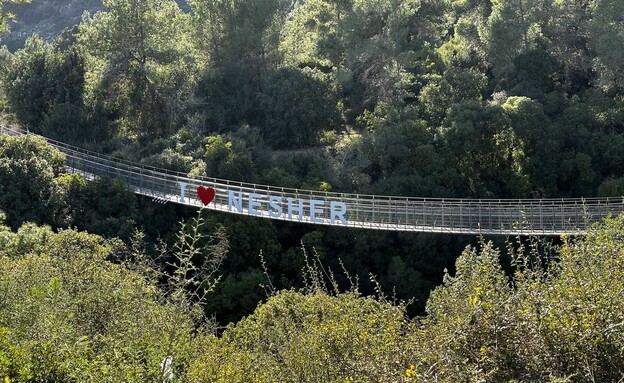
179, 182, 349, 225
227, 191, 347, 225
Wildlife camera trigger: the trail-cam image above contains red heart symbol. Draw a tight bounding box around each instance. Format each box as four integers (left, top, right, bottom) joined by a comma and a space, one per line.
197, 186, 216, 206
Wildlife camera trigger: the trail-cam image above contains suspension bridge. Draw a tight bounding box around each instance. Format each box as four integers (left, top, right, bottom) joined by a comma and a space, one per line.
2, 126, 623, 236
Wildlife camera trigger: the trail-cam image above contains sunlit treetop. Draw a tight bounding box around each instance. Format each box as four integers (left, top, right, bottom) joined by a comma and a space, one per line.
0, 0, 29, 34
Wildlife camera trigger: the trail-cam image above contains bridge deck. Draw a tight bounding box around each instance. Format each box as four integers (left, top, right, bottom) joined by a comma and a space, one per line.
3, 126, 623, 236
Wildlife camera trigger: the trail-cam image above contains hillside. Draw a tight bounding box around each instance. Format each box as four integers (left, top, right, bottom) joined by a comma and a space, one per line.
1, 0, 624, 379
1, 0, 624, 333
1, 0, 189, 50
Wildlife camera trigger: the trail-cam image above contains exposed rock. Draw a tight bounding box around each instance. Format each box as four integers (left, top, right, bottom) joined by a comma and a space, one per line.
1, 0, 189, 51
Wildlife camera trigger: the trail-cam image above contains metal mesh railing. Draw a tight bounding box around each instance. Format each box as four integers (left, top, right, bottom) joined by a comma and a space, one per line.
3, 125, 623, 236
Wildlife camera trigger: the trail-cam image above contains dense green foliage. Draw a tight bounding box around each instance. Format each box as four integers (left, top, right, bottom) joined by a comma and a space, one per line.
0, 222, 198, 382
187, 215, 624, 382
188, 290, 407, 382
0, 135, 65, 229
2, 0, 624, 343
2, 212, 624, 381
0, 136, 139, 239
3, 0, 624, 194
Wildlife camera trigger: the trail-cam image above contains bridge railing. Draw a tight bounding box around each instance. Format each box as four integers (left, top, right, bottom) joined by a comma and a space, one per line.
2, 125, 623, 235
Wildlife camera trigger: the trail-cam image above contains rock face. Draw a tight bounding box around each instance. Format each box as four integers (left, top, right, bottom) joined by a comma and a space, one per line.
1, 0, 189, 51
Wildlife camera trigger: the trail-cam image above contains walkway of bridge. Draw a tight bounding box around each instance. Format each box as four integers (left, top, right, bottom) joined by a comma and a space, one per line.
2, 126, 623, 236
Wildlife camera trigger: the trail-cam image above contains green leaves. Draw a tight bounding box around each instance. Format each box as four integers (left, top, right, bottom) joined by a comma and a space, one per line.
419, 67, 488, 124
482, 0, 550, 77
0, 227, 198, 382
404, 215, 624, 382
0, 35, 101, 143
189, 290, 407, 383
186, 214, 624, 382
441, 101, 531, 197
0, 135, 65, 229
2, 197, 624, 382
261, 68, 341, 148
78, 0, 190, 141
590, 0, 624, 90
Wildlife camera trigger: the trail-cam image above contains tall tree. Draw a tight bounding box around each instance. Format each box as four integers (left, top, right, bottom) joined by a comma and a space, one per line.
1, 36, 95, 142
547, 0, 594, 90
590, 0, 624, 91
437, 0, 491, 68
339, 0, 446, 103
279, 0, 343, 68
260, 68, 340, 148
481, 0, 552, 77
78, 0, 191, 141
441, 100, 531, 197
0, 136, 65, 229
189, 0, 291, 129
0, 36, 51, 129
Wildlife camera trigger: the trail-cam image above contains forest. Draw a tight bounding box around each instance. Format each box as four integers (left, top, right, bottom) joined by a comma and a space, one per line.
0, 0, 624, 381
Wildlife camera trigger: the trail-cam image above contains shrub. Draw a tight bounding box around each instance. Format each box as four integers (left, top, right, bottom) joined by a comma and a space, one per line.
187, 290, 408, 383
0, 227, 198, 382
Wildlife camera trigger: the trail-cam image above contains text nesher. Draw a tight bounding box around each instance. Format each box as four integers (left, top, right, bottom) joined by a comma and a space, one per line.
228, 191, 347, 225
178, 182, 348, 225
